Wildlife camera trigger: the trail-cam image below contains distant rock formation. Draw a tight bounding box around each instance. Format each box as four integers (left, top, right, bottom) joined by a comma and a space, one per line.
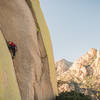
55, 59, 72, 76
0, 0, 57, 100
69, 48, 97, 80
57, 48, 100, 100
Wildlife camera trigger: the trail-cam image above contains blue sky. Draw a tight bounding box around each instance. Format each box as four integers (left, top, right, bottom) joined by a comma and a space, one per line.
39, 0, 100, 62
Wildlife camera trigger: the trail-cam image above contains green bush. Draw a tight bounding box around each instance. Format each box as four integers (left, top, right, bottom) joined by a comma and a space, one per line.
56, 91, 91, 100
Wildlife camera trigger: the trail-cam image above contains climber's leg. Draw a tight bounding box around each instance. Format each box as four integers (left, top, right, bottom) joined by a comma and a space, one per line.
12, 47, 16, 59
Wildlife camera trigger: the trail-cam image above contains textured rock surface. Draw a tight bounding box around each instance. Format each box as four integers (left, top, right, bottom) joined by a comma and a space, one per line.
0, 30, 21, 100
57, 48, 100, 100
28, 0, 58, 96
0, 0, 57, 100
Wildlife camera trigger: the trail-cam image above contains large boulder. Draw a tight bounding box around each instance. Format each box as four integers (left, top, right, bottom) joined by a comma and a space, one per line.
0, 0, 57, 100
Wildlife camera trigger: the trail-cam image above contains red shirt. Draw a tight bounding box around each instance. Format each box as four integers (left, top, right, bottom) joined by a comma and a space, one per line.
8, 41, 16, 47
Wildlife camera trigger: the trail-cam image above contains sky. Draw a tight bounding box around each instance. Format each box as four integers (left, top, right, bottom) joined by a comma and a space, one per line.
39, 0, 100, 62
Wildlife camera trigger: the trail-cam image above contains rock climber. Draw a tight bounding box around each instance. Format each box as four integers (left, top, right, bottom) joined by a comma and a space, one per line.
7, 41, 17, 59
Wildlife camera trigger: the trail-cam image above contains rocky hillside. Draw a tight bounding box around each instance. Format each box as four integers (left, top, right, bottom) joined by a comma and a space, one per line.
55, 59, 72, 76
57, 48, 100, 100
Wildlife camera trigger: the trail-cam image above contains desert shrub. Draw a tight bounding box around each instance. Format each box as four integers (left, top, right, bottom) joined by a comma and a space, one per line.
56, 91, 91, 100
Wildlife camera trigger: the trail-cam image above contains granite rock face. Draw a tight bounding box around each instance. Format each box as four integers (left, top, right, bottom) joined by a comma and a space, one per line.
57, 48, 100, 100
0, 0, 57, 100
0, 31, 21, 100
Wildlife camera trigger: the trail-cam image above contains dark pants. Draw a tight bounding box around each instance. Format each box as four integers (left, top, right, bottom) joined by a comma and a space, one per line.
8, 46, 16, 57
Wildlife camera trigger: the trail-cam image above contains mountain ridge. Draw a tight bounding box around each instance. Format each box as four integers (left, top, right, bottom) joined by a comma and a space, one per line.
56, 48, 100, 100
55, 59, 72, 76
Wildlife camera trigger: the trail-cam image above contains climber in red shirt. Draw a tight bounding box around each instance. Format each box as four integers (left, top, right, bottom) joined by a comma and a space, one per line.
7, 41, 17, 59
